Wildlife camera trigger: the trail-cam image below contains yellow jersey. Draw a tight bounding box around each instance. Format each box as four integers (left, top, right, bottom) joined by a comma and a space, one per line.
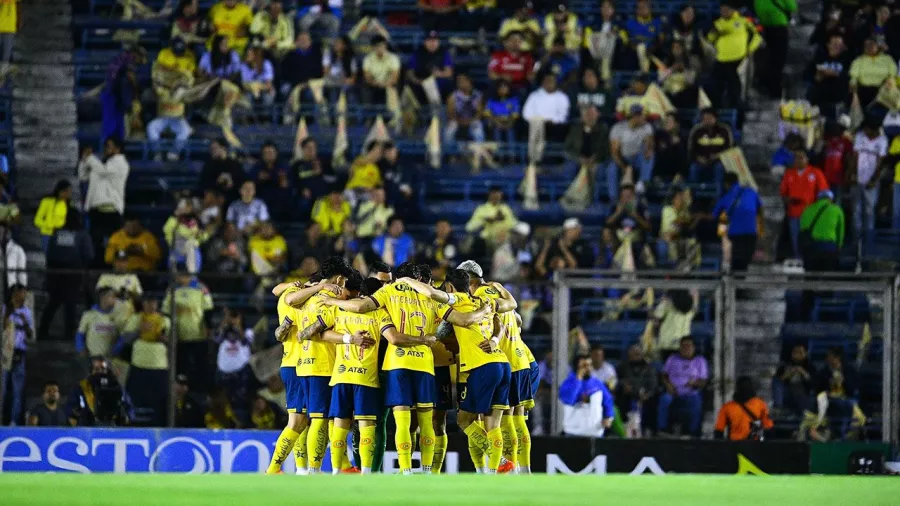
446, 293, 507, 372
473, 285, 531, 372
330, 308, 390, 388
346, 158, 383, 190
296, 292, 339, 377
0, 0, 18, 34
277, 286, 303, 369
370, 282, 448, 375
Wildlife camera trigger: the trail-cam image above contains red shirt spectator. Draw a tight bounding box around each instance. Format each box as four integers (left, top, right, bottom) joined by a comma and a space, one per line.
821, 132, 853, 188
488, 32, 535, 91
780, 150, 829, 218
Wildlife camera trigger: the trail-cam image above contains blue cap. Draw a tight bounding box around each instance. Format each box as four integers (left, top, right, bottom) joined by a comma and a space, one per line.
818, 190, 834, 200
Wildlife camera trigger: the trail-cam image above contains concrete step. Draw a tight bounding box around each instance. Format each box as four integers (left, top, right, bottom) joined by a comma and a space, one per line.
13, 113, 78, 129
12, 87, 75, 102
734, 324, 783, 341
13, 64, 75, 81
14, 37, 74, 52
14, 137, 79, 156
13, 50, 74, 65
12, 126, 78, 139
13, 100, 78, 118
735, 300, 787, 325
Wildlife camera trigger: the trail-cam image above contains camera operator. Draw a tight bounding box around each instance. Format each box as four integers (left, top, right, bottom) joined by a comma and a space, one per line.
66, 356, 134, 427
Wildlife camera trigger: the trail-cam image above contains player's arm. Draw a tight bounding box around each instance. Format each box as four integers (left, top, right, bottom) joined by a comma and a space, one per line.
321, 329, 376, 348
382, 326, 438, 348
274, 315, 294, 342
296, 319, 327, 342
320, 296, 378, 313
272, 280, 300, 298
435, 320, 459, 354
476, 313, 503, 353
444, 303, 491, 327
285, 281, 339, 307
490, 281, 518, 313
397, 277, 450, 303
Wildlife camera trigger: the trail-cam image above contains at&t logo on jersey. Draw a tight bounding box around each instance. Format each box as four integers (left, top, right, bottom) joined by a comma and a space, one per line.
395, 348, 406, 357
337, 365, 347, 373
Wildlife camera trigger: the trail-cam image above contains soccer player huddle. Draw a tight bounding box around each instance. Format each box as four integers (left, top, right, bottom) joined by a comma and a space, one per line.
265, 256, 538, 475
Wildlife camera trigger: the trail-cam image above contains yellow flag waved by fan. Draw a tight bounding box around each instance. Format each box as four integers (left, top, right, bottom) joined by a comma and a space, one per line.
698, 87, 713, 109
560, 163, 593, 212
333, 115, 349, 169
425, 114, 441, 169
519, 163, 539, 210
362, 115, 391, 154
292, 117, 309, 161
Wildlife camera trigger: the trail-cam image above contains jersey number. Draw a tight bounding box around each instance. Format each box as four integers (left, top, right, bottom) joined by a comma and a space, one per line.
399, 309, 427, 337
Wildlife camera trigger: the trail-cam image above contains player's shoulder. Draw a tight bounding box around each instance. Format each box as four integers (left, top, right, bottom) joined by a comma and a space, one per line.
474, 284, 500, 298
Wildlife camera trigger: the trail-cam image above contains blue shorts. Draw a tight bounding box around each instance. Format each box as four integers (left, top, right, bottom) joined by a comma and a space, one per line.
508, 369, 534, 408
434, 366, 454, 411
529, 361, 540, 397
300, 375, 332, 418
281, 367, 305, 413
384, 368, 435, 409
328, 383, 380, 420
458, 362, 511, 415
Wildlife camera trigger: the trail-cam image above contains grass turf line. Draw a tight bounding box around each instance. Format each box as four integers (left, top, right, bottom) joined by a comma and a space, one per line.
2, 474, 898, 506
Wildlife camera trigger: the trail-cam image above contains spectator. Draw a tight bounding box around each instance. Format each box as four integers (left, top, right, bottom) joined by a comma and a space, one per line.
623, 0, 664, 67
418, 219, 457, 269
445, 73, 485, 145
616, 344, 658, 436
485, 80, 521, 150
251, 395, 282, 430
606, 184, 653, 270
96, 250, 144, 308
206, 221, 249, 285
292, 222, 332, 265
554, 218, 594, 268
649, 289, 699, 358
322, 35, 358, 92
406, 31, 454, 103
241, 46, 276, 109
200, 138, 245, 203
713, 172, 764, 273
770, 132, 804, 177
27, 381, 68, 426
297, 0, 341, 40
571, 67, 612, 119
891, 132, 900, 229
714, 376, 773, 440
537, 37, 578, 86
658, 186, 699, 266
293, 138, 331, 213
0, 0, 19, 79
372, 216, 415, 267
564, 104, 610, 178
0, 175, 19, 228
659, 336, 708, 437
465, 186, 518, 248
857, 4, 900, 61
227, 181, 271, 234
669, 3, 703, 62
849, 38, 897, 107
123, 298, 171, 427
707, 1, 761, 109
820, 121, 853, 204
105, 215, 162, 273
379, 142, 419, 220
37, 212, 93, 342
1, 226, 26, 289
75, 287, 119, 358
418, 0, 463, 32
800, 190, 844, 272
288, 256, 321, 284
251, 141, 293, 220
523, 73, 571, 142
590, 345, 617, 390
362, 35, 400, 109
773, 344, 813, 414
660, 40, 699, 108
606, 104, 654, 201
354, 187, 394, 240
250, 0, 294, 59
810, 5, 853, 54
850, 117, 886, 254
755, 0, 796, 99
200, 188, 225, 234
213, 308, 255, 413
542, 4, 583, 54
312, 185, 351, 237
492, 222, 531, 282
1, 284, 32, 425
688, 108, 733, 192
559, 354, 615, 437
654, 113, 688, 181
498, 4, 542, 54
80, 137, 130, 267
249, 221, 288, 277
171, 0, 206, 46
198, 34, 242, 81
148, 37, 196, 159
808, 35, 849, 117
806, 347, 866, 440
488, 32, 536, 94
162, 265, 215, 391
280, 31, 324, 99
34, 180, 72, 253
332, 218, 362, 264
205, 386, 241, 429
346, 141, 384, 192
208, 0, 253, 54
165, 198, 211, 272
66, 356, 133, 427
780, 149, 829, 259
173, 374, 205, 428
100, 46, 146, 142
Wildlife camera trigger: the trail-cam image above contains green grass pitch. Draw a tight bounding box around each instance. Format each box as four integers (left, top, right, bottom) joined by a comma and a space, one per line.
2, 473, 899, 505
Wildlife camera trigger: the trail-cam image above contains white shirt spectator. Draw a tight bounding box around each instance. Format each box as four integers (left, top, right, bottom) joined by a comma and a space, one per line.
226, 199, 270, 232
522, 87, 570, 124
592, 362, 618, 388
610, 120, 655, 159
853, 131, 888, 185
2, 236, 27, 288
216, 328, 254, 374
79, 153, 130, 214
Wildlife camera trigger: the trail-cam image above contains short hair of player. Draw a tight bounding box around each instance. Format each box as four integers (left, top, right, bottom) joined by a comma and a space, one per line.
394, 261, 417, 280
444, 269, 470, 294
362, 278, 384, 297
369, 261, 391, 276
345, 270, 365, 293
320, 256, 353, 279
414, 263, 432, 283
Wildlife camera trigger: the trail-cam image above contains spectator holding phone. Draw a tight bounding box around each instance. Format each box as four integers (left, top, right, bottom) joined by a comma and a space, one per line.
559, 354, 615, 437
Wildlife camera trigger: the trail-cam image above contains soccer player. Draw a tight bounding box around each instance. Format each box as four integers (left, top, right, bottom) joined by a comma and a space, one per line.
319, 262, 489, 474
458, 260, 534, 474
265, 277, 337, 474
368, 260, 393, 283
400, 270, 512, 474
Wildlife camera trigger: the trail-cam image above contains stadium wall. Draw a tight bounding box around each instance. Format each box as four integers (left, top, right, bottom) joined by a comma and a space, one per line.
0, 428, 819, 475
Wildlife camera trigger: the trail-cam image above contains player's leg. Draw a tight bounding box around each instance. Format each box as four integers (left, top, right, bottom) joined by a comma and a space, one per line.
458, 368, 494, 473
385, 369, 415, 474
513, 405, 531, 474
371, 371, 389, 472
330, 418, 352, 475
408, 407, 418, 454
306, 377, 331, 474
431, 409, 448, 474
414, 371, 437, 472
482, 363, 512, 473
267, 368, 305, 474
328, 384, 352, 475
355, 384, 380, 474
328, 418, 355, 471
500, 408, 518, 471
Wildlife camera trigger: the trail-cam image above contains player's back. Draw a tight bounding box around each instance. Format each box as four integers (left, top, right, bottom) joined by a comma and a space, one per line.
277, 286, 303, 369
474, 285, 531, 372
296, 291, 339, 377
372, 282, 444, 374
450, 292, 507, 372
330, 307, 389, 388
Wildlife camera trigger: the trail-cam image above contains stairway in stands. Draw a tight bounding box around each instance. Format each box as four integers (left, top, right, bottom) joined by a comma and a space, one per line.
728, 0, 821, 401
13, 0, 84, 404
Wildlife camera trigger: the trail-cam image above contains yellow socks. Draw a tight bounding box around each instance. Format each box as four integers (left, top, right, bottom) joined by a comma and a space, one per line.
359, 425, 376, 474
329, 425, 350, 475
394, 410, 413, 474
416, 410, 435, 472
431, 434, 448, 474
329, 419, 353, 470
501, 415, 518, 469
267, 427, 299, 474
307, 418, 328, 474
293, 426, 309, 473
463, 422, 490, 472
486, 427, 503, 473
513, 415, 531, 473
